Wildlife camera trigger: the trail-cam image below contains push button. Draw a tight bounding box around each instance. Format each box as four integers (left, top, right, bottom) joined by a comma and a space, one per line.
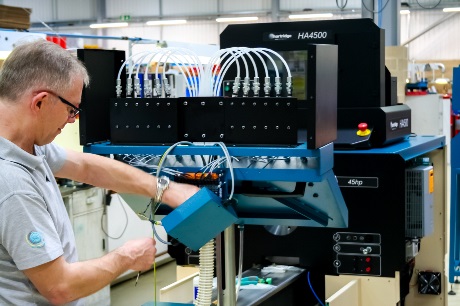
357, 122, 371, 137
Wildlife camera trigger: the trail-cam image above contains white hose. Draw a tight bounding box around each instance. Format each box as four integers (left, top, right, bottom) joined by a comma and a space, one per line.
195, 239, 215, 306
255, 48, 292, 78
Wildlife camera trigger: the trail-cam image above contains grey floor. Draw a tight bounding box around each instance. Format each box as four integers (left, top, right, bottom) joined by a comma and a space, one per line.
449, 282, 460, 306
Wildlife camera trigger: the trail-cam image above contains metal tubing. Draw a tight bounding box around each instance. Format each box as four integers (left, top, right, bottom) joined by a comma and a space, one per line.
223, 225, 236, 306
216, 233, 223, 306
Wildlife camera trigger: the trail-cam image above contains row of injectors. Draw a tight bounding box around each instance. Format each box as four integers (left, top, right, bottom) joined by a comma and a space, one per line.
115, 46, 294, 99
116, 75, 293, 98
229, 76, 292, 98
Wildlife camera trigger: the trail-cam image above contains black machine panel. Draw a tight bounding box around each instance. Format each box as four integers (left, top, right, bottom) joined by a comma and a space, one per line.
240, 150, 412, 300
337, 104, 411, 148
178, 97, 226, 143
79, 45, 337, 149
110, 97, 299, 146
78, 49, 126, 145
336, 254, 381, 276
223, 97, 297, 145
110, 98, 178, 145
220, 18, 411, 148
333, 232, 382, 276
220, 18, 385, 109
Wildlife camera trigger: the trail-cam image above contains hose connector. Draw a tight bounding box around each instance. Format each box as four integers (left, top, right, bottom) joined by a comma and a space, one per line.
274, 76, 282, 97
232, 77, 241, 97
134, 77, 141, 98
144, 79, 153, 98
116, 78, 122, 98
252, 77, 260, 97
242, 77, 250, 97
154, 78, 162, 98
263, 77, 271, 97
286, 76, 293, 97
164, 78, 171, 97
126, 78, 133, 98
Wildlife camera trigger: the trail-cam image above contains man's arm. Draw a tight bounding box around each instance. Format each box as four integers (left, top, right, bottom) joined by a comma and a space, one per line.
55, 149, 199, 208
24, 237, 155, 305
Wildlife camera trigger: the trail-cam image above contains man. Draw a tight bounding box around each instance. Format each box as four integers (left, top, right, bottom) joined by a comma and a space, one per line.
0, 39, 198, 305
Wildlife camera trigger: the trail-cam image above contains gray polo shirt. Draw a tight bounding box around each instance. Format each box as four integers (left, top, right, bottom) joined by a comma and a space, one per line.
0, 137, 83, 305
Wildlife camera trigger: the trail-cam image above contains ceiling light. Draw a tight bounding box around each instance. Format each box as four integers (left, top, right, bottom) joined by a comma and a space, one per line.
435, 78, 450, 84
215, 17, 258, 23
89, 22, 128, 29
443, 7, 460, 12
0, 51, 11, 60
400, 9, 410, 14
289, 13, 333, 19
146, 20, 187, 26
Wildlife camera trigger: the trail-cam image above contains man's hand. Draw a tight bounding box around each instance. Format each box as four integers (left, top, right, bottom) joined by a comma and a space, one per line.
24, 237, 157, 305
117, 237, 157, 271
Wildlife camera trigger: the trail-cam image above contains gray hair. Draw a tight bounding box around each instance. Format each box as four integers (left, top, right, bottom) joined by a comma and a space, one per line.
0, 39, 90, 102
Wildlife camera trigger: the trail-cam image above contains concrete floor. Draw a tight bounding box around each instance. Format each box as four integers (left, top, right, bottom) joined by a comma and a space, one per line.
449, 282, 460, 306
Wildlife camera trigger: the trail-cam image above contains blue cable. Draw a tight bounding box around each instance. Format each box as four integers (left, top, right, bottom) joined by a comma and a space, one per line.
307, 271, 325, 306
150, 220, 171, 245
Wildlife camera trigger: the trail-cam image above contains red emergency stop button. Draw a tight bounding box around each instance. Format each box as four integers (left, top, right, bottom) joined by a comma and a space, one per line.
357, 122, 371, 137
358, 123, 367, 131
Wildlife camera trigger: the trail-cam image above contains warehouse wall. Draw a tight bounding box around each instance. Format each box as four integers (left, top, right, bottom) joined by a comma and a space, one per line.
3, 0, 460, 62
6, 0, 97, 22
401, 10, 460, 60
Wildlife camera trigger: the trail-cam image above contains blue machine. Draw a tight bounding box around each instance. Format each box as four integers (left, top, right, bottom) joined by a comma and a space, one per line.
78, 19, 449, 304
449, 66, 460, 283
162, 187, 238, 251
84, 142, 349, 232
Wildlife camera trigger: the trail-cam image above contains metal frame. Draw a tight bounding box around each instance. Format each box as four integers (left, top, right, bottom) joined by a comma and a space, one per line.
84, 142, 334, 181
449, 66, 460, 283
84, 142, 348, 227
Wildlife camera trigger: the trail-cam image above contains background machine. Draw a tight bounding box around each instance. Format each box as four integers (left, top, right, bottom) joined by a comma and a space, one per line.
81, 19, 445, 306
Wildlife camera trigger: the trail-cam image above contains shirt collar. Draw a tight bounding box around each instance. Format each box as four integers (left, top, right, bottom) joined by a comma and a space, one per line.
0, 137, 44, 170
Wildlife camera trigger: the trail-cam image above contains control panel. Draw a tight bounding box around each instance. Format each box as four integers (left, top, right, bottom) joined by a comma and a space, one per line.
332, 232, 382, 276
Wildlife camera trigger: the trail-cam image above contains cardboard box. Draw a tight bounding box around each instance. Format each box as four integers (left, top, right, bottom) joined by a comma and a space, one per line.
0, 4, 31, 30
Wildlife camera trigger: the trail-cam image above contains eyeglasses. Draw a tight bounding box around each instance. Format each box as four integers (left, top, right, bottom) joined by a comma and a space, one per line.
57, 96, 81, 118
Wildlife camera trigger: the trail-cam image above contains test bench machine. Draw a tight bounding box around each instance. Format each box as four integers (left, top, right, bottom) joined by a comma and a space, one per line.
80, 18, 445, 306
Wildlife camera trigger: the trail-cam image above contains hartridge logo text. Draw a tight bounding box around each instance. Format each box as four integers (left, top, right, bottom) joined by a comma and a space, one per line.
390, 121, 399, 130
268, 33, 292, 39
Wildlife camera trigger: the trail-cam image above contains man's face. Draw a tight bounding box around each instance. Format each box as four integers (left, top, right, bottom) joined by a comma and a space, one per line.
37, 79, 84, 146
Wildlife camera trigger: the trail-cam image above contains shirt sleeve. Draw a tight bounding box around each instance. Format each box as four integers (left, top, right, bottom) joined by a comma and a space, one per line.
0, 193, 64, 270
38, 143, 67, 174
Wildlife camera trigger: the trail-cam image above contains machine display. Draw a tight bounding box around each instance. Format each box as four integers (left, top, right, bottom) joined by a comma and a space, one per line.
79, 18, 445, 306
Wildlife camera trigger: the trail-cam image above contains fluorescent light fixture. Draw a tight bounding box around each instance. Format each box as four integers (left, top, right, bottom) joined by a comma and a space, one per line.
435, 78, 450, 84
159, 55, 211, 64
289, 13, 333, 19
146, 19, 187, 26
215, 16, 258, 23
0, 51, 11, 60
443, 7, 460, 12
89, 22, 128, 28
400, 9, 410, 14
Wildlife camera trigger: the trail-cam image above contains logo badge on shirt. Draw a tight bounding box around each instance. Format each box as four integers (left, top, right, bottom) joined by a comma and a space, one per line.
26, 231, 45, 248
